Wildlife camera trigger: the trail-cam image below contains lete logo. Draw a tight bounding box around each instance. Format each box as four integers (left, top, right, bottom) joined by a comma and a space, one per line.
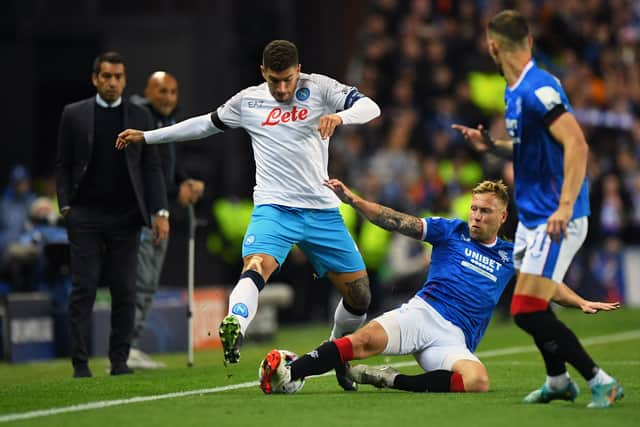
261, 106, 309, 126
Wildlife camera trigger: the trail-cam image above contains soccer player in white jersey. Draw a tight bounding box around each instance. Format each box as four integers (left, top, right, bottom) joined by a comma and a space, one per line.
452, 10, 623, 408
116, 40, 380, 390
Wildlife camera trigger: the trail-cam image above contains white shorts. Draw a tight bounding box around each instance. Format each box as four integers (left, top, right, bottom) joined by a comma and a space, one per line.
513, 216, 588, 284
374, 296, 480, 372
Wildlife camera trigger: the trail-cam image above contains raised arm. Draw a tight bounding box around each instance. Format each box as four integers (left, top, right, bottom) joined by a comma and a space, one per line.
324, 178, 423, 240
553, 283, 620, 314
116, 113, 223, 149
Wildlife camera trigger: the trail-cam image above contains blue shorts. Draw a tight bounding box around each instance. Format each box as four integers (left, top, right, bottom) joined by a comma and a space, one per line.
242, 204, 365, 277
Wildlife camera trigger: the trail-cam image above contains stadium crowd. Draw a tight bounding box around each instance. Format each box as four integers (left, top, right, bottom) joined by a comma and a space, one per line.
327, 0, 640, 307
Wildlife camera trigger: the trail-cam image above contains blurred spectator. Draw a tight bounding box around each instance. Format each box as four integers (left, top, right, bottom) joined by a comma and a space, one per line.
0, 165, 36, 260
12, 197, 69, 292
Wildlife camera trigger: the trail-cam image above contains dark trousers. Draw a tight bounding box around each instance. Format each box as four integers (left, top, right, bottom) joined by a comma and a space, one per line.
68, 226, 140, 367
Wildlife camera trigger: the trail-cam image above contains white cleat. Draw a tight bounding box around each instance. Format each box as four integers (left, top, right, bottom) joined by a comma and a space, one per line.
347, 365, 399, 388
127, 348, 166, 369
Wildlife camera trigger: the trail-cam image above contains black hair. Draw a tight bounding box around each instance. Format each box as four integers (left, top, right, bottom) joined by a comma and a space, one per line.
262, 40, 298, 71
488, 10, 529, 43
92, 51, 126, 74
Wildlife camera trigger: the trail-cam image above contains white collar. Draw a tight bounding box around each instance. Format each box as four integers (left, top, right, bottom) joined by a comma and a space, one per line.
479, 237, 498, 248
508, 60, 534, 91
96, 94, 122, 108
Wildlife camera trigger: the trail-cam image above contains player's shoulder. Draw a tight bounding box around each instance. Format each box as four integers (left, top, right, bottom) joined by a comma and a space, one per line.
430, 216, 466, 231
303, 72, 344, 89
523, 65, 563, 94
237, 83, 267, 98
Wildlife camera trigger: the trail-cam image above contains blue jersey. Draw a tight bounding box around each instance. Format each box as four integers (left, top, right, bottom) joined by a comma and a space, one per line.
504, 61, 590, 227
416, 218, 514, 351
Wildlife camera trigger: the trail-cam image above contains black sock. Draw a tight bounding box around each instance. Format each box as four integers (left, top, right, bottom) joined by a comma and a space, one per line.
393, 370, 454, 393
514, 308, 597, 380
290, 341, 341, 381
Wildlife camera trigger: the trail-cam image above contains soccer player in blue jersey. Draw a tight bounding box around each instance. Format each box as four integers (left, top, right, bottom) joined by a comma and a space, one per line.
260, 178, 515, 394
452, 10, 623, 408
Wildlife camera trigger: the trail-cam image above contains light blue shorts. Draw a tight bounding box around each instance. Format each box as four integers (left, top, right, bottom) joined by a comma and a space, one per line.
242, 204, 365, 277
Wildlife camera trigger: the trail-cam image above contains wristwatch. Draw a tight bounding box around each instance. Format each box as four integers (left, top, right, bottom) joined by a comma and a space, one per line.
156, 209, 170, 219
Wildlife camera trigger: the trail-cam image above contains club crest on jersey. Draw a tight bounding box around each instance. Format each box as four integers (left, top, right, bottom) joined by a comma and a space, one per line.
498, 250, 510, 263
296, 87, 310, 101
261, 106, 309, 126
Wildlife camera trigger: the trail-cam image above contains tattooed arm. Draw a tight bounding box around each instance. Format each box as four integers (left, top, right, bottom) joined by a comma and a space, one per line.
324, 178, 424, 240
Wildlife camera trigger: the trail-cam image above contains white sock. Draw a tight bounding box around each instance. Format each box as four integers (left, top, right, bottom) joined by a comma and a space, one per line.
227, 277, 260, 335
587, 368, 614, 388
330, 298, 366, 340
545, 372, 570, 390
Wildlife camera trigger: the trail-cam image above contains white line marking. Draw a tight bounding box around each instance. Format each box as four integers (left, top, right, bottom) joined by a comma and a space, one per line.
1, 329, 638, 423
483, 361, 640, 366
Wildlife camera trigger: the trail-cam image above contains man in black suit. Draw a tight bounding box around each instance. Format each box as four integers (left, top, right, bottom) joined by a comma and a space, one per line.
55, 51, 169, 378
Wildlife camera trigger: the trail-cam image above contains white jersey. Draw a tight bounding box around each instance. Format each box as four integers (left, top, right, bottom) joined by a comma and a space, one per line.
216, 73, 363, 209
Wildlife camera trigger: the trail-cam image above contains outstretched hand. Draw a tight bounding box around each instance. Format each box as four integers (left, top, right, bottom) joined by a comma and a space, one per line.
324, 178, 357, 205
451, 123, 489, 152
579, 300, 621, 314
116, 129, 146, 150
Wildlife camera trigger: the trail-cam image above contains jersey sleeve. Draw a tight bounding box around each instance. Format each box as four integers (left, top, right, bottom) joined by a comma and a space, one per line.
423, 217, 458, 244
311, 73, 365, 112
528, 79, 568, 127
215, 89, 244, 129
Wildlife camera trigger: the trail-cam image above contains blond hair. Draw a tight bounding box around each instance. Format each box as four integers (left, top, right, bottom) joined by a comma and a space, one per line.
472, 180, 510, 206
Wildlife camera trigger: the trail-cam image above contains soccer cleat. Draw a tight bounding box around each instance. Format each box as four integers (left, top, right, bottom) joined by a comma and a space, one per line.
127, 348, 166, 369
347, 365, 399, 389
587, 380, 624, 408
259, 349, 291, 394
219, 315, 243, 365
335, 361, 358, 391
522, 380, 579, 404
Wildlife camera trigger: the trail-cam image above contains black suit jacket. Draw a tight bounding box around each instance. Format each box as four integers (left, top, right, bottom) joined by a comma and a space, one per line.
55, 97, 168, 227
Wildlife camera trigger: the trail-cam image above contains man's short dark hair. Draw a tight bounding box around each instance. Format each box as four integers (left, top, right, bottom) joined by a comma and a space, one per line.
92, 51, 126, 74
488, 10, 529, 43
262, 40, 298, 71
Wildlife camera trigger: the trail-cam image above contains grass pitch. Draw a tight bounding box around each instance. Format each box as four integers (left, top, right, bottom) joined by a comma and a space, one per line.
1, 307, 638, 426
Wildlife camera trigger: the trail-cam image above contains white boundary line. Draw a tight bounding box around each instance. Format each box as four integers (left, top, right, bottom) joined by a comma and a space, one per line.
1, 329, 639, 423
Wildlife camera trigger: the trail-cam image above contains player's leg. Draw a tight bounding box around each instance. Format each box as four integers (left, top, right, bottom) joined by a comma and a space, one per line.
276, 319, 387, 387
219, 253, 279, 364
512, 218, 623, 407
299, 208, 371, 390
326, 271, 371, 339
352, 298, 482, 392
376, 359, 487, 393
219, 205, 297, 364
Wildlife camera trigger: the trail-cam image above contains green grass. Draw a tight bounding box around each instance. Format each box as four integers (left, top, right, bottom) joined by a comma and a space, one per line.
0, 308, 638, 426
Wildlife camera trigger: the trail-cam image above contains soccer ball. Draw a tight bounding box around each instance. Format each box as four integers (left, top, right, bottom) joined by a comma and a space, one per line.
258, 349, 305, 394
